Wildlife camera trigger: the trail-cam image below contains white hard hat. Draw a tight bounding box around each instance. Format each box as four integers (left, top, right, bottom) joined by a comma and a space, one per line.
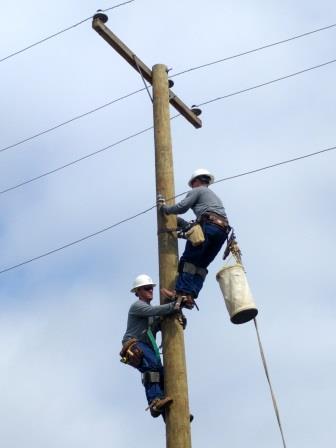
130, 274, 156, 293
188, 168, 214, 187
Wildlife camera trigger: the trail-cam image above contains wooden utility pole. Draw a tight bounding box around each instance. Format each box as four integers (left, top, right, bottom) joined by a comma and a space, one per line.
152, 63, 191, 447
92, 12, 202, 448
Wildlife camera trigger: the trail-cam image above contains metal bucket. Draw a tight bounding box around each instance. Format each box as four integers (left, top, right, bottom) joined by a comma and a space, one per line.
216, 264, 258, 324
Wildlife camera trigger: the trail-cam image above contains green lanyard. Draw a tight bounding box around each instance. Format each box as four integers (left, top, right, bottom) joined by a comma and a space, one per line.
146, 328, 161, 361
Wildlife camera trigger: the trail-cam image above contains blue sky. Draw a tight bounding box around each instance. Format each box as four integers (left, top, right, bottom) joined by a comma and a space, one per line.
0, 1, 335, 446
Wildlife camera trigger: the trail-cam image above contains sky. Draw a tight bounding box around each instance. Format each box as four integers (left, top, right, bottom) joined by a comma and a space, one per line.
0, 0, 335, 447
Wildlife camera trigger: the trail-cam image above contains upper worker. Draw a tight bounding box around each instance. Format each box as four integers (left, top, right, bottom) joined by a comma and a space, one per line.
120, 274, 185, 419
159, 168, 230, 305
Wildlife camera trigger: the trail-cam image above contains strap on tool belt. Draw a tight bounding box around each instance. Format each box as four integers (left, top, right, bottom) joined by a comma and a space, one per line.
142, 371, 161, 385
181, 261, 208, 280
201, 212, 230, 230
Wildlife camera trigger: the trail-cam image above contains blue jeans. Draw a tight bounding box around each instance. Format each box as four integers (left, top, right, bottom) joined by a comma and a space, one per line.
136, 342, 164, 404
175, 222, 228, 298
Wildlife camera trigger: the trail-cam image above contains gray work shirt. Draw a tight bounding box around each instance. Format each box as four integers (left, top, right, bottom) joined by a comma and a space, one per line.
163, 186, 226, 220
122, 299, 176, 344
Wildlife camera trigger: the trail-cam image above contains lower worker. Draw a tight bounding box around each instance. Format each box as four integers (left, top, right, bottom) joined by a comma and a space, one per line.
120, 274, 186, 419
159, 168, 230, 306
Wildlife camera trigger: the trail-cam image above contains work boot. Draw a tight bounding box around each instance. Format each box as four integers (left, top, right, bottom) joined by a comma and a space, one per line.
179, 294, 195, 310
150, 408, 161, 418
184, 296, 195, 310
161, 289, 196, 311
148, 396, 173, 418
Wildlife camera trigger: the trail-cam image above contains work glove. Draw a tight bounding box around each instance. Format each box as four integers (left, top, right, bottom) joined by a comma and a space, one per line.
157, 193, 167, 214
157, 193, 166, 206
177, 217, 191, 230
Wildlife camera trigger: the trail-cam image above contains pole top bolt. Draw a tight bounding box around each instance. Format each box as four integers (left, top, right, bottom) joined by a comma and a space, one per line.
93, 10, 108, 23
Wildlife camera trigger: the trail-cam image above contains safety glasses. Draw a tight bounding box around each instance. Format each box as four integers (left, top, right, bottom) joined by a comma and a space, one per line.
142, 286, 153, 291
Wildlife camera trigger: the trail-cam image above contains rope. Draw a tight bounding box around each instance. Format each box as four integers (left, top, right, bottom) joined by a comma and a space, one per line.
253, 317, 287, 448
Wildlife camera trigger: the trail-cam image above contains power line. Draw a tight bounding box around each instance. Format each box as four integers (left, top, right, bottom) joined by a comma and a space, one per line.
195, 57, 336, 107
173, 145, 336, 200
0, 88, 145, 154
0, 143, 334, 275
1, 25, 335, 155
1, 115, 183, 195
0, 1, 135, 64
0, 125, 153, 195
171, 22, 336, 78
2, 56, 335, 195
213, 145, 336, 185
1, 9, 334, 68
0, 205, 156, 275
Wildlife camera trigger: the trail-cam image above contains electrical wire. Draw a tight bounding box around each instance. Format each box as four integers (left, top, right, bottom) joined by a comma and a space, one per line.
0, 88, 145, 155
0, 205, 157, 275
0, 1, 135, 64
1, 9, 334, 68
0, 113, 179, 195
172, 145, 336, 200
195, 57, 336, 108
0, 125, 153, 195
212, 145, 336, 185
2, 54, 335, 196
0, 143, 334, 275
171, 22, 336, 78
1, 26, 335, 155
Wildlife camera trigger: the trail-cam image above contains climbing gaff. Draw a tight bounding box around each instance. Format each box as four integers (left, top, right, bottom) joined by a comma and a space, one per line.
216, 263, 258, 324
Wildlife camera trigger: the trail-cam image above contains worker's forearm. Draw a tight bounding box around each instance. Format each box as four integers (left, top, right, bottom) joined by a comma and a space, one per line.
164, 190, 196, 215
132, 302, 175, 317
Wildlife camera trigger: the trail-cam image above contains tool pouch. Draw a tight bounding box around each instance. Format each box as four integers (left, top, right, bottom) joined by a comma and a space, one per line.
185, 224, 205, 246
119, 338, 143, 368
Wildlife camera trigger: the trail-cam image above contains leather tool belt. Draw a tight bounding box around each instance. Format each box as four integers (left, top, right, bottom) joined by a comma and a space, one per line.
120, 338, 143, 368
201, 212, 230, 230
